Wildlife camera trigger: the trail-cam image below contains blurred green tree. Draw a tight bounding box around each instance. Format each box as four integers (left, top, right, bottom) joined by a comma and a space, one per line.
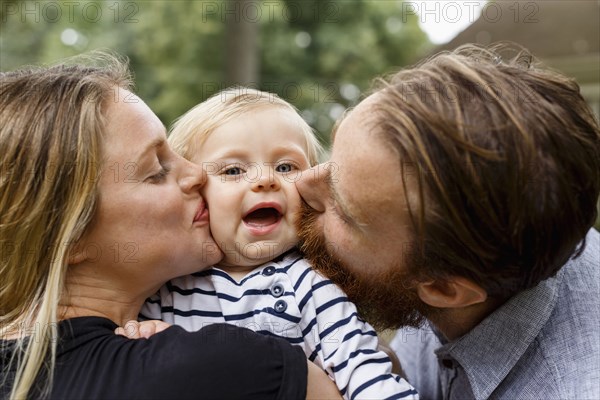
2, 1, 598, 228
0, 0, 431, 144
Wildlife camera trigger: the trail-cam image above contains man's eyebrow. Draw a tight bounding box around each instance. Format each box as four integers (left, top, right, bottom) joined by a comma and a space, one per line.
330, 107, 353, 143
331, 120, 340, 142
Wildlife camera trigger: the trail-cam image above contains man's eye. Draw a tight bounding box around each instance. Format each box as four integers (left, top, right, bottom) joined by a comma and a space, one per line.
224, 166, 244, 175
329, 192, 352, 226
275, 163, 294, 173
332, 204, 351, 225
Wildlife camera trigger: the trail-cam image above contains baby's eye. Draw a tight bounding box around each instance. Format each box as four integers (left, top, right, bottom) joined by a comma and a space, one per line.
275, 163, 294, 173
223, 166, 244, 175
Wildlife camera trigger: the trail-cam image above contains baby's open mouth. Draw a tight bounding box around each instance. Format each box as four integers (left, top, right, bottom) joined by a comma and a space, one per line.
243, 208, 282, 228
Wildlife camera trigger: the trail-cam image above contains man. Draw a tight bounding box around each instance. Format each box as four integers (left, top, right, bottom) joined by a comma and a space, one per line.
296, 45, 600, 399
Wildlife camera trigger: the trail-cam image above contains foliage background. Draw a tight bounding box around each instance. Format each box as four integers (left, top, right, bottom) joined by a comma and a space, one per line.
0, 0, 432, 146
1, 0, 598, 229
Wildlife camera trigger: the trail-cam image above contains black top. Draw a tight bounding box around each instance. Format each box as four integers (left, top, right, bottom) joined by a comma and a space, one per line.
0, 317, 307, 399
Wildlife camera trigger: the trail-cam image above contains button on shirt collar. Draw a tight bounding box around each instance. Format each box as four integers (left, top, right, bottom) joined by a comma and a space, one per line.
433, 273, 559, 400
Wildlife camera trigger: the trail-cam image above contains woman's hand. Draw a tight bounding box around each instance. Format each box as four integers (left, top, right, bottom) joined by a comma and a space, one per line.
115, 320, 171, 339
378, 341, 405, 378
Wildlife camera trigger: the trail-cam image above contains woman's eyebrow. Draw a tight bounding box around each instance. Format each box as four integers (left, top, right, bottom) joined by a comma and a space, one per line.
135, 138, 165, 164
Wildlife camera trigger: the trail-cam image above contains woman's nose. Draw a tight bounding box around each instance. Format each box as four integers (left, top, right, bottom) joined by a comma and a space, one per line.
179, 159, 207, 193
295, 164, 330, 213
251, 169, 281, 192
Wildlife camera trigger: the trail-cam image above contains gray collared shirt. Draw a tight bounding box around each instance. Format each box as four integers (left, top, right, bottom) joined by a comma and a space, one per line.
391, 228, 600, 400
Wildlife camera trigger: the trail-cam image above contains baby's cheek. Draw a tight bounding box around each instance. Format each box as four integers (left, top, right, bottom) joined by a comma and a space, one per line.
281, 220, 300, 248
208, 209, 234, 245
286, 186, 303, 212
201, 176, 220, 201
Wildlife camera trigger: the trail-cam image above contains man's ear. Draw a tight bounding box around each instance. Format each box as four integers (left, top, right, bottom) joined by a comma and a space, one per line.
416, 277, 487, 308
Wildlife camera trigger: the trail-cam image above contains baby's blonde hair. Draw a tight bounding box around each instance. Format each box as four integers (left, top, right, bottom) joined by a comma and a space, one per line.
169, 87, 322, 165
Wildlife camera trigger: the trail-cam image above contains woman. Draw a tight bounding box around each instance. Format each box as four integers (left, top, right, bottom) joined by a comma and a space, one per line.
0, 57, 340, 399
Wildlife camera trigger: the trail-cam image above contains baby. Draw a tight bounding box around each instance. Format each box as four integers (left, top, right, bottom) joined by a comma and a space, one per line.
141, 88, 417, 399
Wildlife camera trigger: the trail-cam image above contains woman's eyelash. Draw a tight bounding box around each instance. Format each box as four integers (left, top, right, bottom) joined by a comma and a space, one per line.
148, 165, 170, 182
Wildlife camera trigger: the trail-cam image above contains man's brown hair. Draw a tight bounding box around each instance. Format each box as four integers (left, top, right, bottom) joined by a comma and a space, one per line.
375, 44, 600, 297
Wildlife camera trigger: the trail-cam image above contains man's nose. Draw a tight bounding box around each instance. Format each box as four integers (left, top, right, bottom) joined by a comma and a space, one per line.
296, 164, 330, 213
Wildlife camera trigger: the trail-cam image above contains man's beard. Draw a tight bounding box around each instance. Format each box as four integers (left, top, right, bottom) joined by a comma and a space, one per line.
296, 202, 433, 331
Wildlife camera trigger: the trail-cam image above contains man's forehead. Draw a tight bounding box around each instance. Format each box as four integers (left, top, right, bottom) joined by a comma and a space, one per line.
332, 94, 382, 140
337, 148, 400, 204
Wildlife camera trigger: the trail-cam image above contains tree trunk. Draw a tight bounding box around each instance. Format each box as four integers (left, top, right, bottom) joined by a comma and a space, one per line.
225, 0, 259, 87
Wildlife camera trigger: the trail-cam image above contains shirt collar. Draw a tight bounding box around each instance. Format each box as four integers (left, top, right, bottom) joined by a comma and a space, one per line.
434, 273, 560, 400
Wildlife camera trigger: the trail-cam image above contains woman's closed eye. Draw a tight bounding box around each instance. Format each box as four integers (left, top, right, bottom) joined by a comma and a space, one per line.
146, 165, 170, 183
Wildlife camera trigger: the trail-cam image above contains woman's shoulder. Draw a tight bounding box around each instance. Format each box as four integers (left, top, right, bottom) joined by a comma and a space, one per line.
129, 323, 308, 399
55, 319, 306, 399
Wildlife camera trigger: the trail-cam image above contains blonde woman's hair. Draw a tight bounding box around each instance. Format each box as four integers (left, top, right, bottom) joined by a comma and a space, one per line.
0, 55, 132, 399
169, 87, 322, 165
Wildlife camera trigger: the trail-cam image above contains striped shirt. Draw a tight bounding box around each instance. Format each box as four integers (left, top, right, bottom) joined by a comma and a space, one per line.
141, 250, 418, 400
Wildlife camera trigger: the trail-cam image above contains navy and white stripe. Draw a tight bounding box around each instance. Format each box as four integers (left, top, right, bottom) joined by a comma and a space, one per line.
141, 250, 417, 399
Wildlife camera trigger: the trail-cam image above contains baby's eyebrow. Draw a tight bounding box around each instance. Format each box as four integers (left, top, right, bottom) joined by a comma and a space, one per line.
271, 146, 310, 160
206, 149, 249, 161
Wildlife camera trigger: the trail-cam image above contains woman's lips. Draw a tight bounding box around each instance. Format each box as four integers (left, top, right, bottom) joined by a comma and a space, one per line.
193, 201, 209, 225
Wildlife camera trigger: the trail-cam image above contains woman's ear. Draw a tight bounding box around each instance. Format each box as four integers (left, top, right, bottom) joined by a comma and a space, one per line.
67, 242, 88, 265
416, 277, 487, 308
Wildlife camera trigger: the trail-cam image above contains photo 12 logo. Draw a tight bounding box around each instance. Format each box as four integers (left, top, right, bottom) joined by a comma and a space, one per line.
401, 1, 538, 24
1, 1, 139, 24
199, 1, 339, 23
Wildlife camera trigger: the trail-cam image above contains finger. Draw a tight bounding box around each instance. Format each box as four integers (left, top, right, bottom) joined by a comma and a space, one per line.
124, 320, 141, 339
154, 321, 171, 334
114, 327, 126, 336
139, 322, 157, 339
